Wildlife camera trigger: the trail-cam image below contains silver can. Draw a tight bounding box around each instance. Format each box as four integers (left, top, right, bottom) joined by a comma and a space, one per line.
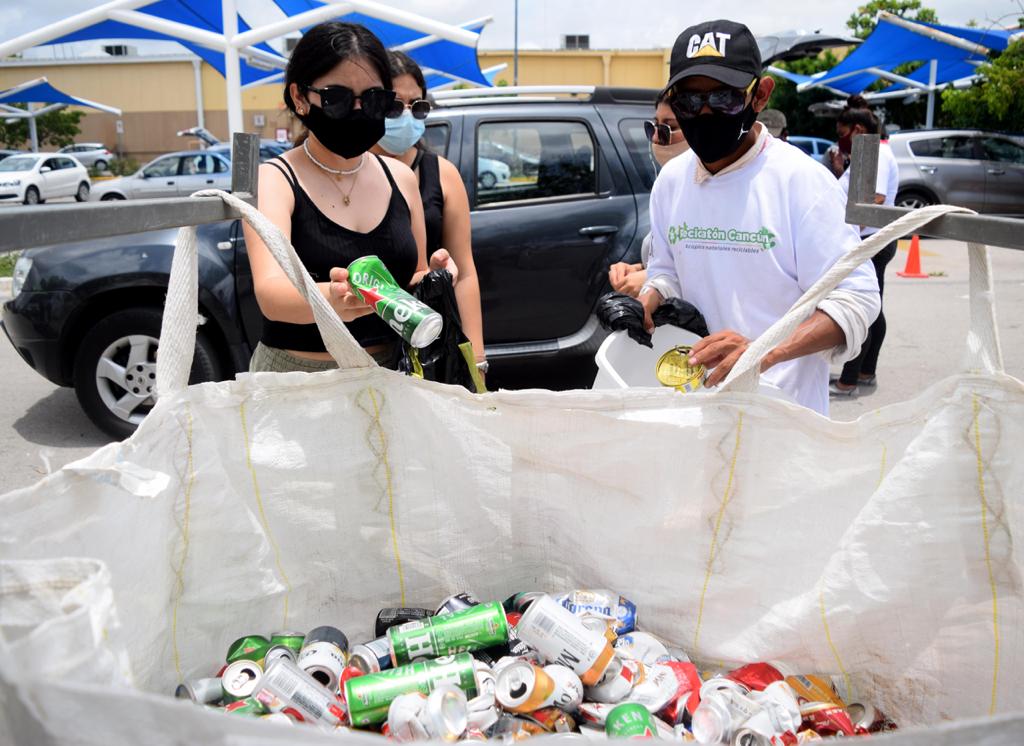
175, 677, 223, 705
350, 636, 392, 674
221, 660, 263, 703
298, 625, 349, 692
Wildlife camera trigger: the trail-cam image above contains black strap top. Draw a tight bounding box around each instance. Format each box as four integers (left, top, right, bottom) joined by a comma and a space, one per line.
413, 150, 444, 254
261, 155, 419, 352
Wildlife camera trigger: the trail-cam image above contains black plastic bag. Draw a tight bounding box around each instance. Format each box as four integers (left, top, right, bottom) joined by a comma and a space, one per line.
394, 269, 485, 392
595, 292, 710, 348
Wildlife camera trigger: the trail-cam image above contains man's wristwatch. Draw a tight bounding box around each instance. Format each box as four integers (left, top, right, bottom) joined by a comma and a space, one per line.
475, 360, 489, 374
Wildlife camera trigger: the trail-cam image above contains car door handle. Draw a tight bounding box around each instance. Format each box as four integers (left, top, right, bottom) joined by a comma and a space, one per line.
918, 166, 937, 174
206, 179, 214, 184
578, 225, 620, 238
167, 181, 175, 185
987, 168, 1005, 175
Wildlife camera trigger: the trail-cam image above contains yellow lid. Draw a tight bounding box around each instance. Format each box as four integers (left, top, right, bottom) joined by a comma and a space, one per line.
655, 346, 705, 393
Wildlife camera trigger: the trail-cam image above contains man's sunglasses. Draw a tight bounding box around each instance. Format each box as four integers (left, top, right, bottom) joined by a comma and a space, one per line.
402, 99, 432, 120
303, 85, 403, 120
669, 79, 757, 119
644, 120, 681, 146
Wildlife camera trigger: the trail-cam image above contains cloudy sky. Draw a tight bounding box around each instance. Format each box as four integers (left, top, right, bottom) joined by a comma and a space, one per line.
4, 0, 1021, 56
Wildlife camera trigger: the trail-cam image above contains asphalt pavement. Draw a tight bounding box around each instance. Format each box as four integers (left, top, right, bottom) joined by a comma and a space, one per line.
1, 236, 1022, 494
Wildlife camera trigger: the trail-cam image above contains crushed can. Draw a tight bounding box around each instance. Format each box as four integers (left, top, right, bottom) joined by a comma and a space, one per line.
348, 255, 443, 348
257, 657, 347, 731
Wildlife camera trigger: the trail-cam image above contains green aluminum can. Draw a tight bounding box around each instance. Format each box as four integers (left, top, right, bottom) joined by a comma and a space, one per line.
344, 653, 478, 727
347, 255, 443, 348
222, 696, 267, 716
226, 635, 271, 664
605, 703, 658, 739
269, 631, 305, 656
387, 600, 509, 666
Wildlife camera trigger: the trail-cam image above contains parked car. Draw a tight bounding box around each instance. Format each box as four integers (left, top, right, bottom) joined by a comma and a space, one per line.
90, 150, 232, 201
477, 156, 511, 189
0, 153, 90, 204
888, 129, 1024, 215
788, 136, 834, 158
0, 149, 25, 162
177, 125, 292, 162
58, 143, 114, 170
4, 86, 657, 437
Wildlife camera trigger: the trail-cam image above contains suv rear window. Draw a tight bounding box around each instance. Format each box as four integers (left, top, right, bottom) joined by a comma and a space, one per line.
476, 120, 597, 206
424, 123, 450, 157
910, 136, 976, 159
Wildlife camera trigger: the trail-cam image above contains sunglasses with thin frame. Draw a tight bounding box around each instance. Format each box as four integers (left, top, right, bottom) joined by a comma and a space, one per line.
670, 79, 757, 119
401, 99, 432, 120
303, 84, 403, 120
644, 119, 682, 146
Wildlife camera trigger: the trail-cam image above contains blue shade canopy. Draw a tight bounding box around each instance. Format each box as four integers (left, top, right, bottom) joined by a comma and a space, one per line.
0, 79, 122, 113
270, 1, 491, 87
803, 18, 1016, 95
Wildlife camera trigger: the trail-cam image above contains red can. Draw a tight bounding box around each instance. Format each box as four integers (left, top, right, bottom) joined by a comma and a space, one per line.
727, 663, 785, 692
657, 662, 703, 726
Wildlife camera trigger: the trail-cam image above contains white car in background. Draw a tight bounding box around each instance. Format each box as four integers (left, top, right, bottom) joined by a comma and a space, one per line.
0, 153, 91, 205
477, 156, 511, 189
90, 150, 233, 200
58, 143, 114, 170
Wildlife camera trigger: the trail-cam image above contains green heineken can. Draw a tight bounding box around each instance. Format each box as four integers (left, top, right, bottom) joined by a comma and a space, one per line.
269, 631, 305, 657
226, 635, 271, 665
344, 653, 478, 727
388, 600, 509, 666
222, 696, 267, 716
606, 703, 658, 739
347, 255, 443, 348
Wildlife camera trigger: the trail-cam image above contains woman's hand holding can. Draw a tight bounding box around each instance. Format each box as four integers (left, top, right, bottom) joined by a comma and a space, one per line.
327, 267, 374, 321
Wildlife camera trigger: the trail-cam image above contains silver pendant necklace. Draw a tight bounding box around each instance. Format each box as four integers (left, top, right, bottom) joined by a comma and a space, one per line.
303, 139, 366, 176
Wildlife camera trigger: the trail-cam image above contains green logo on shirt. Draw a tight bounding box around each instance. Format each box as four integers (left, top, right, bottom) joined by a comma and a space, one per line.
667, 222, 778, 252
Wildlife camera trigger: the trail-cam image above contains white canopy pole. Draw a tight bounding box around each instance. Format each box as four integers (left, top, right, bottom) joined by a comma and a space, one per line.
27, 103, 39, 153
391, 16, 492, 53
107, 9, 228, 51
0, 0, 151, 59
0, 78, 49, 99
231, 3, 353, 48
925, 59, 938, 128
222, 0, 244, 135
878, 11, 991, 55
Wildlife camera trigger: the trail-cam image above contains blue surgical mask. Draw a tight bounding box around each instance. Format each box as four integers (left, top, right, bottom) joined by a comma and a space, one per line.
377, 111, 426, 155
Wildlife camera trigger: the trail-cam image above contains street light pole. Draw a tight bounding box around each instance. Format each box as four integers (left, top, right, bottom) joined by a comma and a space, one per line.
513, 0, 519, 86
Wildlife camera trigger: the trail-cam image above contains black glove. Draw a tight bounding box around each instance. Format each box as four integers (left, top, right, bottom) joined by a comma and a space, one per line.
595, 292, 652, 348
652, 298, 710, 338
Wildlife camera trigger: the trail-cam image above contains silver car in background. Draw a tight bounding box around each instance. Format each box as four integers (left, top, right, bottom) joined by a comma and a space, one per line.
90, 150, 232, 200
57, 143, 114, 170
888, 129, 1024, 216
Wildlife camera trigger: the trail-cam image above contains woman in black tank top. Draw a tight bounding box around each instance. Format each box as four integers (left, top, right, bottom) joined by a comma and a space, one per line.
371, 51, 487, 378
242, 22, 459, 373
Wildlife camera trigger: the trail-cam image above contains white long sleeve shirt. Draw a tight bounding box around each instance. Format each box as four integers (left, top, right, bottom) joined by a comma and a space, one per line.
642, 125, 880, 415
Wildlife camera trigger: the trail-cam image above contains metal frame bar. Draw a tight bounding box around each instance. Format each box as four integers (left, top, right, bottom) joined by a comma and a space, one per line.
0, 133, 259, 255
846, 134, 1024, 250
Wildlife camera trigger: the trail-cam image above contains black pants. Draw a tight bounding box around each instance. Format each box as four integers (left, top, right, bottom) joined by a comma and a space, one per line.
839, 241, 898, 386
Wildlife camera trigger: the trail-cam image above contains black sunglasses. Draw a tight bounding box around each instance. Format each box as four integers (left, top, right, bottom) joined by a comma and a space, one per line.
669, 79, 757, 119
402, 99, 432, 120
643, 120, 680, 146
304, 84, 403, 121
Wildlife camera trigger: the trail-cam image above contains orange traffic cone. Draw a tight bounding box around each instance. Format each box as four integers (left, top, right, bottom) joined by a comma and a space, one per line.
897, 234, 928, 279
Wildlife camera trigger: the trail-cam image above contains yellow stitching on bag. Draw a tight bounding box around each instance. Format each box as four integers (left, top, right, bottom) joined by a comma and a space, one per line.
239, 402, 292, 628
693, 410, 744, 654
818, 579, 852, 701
972, 395, 1000, 715
170, 406, 195, 681
877, 443, 887, 490
358, 387, 407, 605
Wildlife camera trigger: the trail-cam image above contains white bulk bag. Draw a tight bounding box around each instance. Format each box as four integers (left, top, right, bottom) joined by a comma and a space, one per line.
1, 197, 1021, 746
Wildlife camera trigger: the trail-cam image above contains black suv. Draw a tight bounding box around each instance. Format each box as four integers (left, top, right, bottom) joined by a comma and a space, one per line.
3, 87, 659, 437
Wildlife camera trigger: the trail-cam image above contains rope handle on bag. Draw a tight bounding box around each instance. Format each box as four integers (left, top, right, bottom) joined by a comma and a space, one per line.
718, 204, 1005, 395
156, 189, 376, 396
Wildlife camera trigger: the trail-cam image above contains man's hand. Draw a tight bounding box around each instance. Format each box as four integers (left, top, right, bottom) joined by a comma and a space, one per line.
689, 330, 752, 387
609, 262, 646, 298
640, 288, 664, 332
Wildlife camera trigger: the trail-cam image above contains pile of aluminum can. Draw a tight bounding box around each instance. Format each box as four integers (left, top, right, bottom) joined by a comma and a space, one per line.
175, 589, 897, 743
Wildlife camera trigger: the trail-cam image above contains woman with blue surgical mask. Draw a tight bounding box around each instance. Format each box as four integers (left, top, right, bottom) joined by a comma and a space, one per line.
371, 51, 486, 378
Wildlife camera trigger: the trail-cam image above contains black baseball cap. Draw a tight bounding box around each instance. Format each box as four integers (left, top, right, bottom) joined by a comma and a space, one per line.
665, 20, 762, 91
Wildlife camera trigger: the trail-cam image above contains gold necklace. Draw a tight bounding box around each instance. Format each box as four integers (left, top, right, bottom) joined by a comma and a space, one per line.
330, 165, 361, 207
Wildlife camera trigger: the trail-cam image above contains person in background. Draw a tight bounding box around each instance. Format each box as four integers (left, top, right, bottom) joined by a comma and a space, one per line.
829, 106, 900, 396
608, 89, 689, 298
639, 19, 880, 415
370, 51, 486, 377
243, 22, 455, 374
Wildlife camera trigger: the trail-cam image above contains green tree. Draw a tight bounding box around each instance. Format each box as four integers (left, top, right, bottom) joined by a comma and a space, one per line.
767, 51, 843, 138
846, 0, 938, 39
941, 39, 1024, 131
0, 106, 85, 149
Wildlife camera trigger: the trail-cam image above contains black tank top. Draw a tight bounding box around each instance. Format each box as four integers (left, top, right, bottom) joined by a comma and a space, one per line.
413, 150, 444, 254
261, 155, 419, 352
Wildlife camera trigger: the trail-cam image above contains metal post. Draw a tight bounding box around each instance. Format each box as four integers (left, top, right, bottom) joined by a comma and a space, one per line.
925, 59, 938, 129
27, 103, 39, 152
192, 57, 206, 136
513, 0, 519, 86
222, 0, 244, 136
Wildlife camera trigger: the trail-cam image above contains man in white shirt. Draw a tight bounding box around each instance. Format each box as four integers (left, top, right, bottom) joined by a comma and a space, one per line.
640, 19, 880, 415
830, 107, 900, 396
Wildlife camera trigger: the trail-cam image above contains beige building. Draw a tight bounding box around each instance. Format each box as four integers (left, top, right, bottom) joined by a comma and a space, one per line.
0, 49, 671, 161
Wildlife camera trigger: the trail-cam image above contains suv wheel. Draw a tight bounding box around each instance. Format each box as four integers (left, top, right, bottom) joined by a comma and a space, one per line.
75, 181, 90, 202
101, 193, 125, 201
73, 307, 223, 439
24, 186, 40, 205
896, 190, 934, 210
95, 159, 108, 171
479, 171, 497, 189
